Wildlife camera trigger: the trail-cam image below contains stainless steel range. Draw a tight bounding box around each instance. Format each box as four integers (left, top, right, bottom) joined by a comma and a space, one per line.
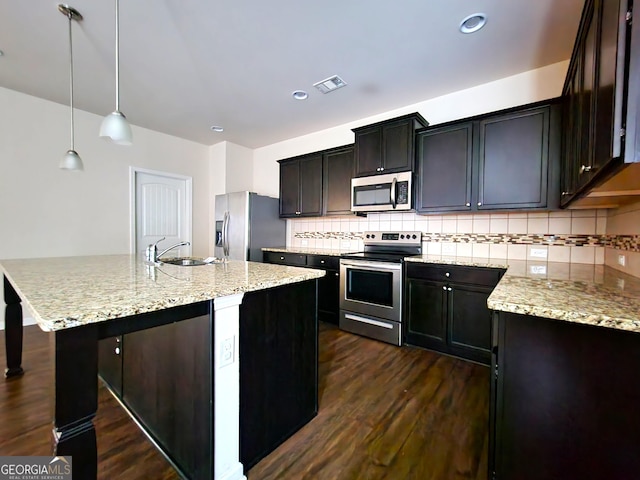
339, 231, 422, 346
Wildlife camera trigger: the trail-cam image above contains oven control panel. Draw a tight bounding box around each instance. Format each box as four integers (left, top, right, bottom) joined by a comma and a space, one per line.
363, 231, 422, 246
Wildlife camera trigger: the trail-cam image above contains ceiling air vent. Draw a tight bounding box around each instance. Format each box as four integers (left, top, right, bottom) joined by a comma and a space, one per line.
313, 75, 347, 94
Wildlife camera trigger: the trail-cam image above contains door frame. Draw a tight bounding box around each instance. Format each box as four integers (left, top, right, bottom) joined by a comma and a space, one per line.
129, 166, 193, 255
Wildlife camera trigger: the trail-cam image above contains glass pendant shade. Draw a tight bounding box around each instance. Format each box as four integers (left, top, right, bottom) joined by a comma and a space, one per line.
100, 111, 133, 145
60, 149, 83, 171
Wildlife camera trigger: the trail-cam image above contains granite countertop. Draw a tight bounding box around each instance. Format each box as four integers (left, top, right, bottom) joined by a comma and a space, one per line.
406, 254, 640, 334
0, 255, 325, 332
263, 247, 359, 256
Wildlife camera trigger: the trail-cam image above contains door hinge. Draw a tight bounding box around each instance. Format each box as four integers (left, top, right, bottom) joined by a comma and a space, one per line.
620, 128, 626, 138
627, 10, 632, 22
492, 471, 498, 480
494, 363, 499, 379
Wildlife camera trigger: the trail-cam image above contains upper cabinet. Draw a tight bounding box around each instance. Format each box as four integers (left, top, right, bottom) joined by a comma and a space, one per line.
278, 145, 355, 218
353, 113, 428, 177
416, 100, 561, 214
323, 145, 355, 216
561, 0, 640, 208
279, 153, 323, 217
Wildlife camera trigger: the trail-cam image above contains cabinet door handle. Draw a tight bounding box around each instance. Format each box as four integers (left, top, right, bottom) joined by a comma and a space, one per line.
562, 191, 573, 196
280, 256, 285, 260
447, 287, 452, 291
335, 272, 339, 277
442, 286, 447, 291
579, 165, 594, 174
380, 167, 384, 172
477, 202, 483, 206
445, 272, 450, 277
320, 260, 325, 264
115, 347, 121, 355
465, 202, 470, 207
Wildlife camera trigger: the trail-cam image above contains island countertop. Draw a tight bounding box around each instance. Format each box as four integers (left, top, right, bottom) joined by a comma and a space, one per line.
0, 254, 325, 332
406, 254, 640, 334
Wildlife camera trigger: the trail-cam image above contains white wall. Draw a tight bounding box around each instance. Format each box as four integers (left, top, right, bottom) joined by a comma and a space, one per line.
0, 87, 211, 260
252, 60, 570, 197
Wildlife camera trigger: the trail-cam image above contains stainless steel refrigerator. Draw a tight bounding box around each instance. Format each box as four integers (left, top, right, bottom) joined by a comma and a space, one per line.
214, 192, 285, 261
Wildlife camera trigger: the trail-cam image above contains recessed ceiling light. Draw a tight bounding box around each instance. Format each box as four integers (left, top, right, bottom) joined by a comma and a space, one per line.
210, 125, 224, 132
313, 75, 347, 94
292, 90, 308, 100
459, 13, 487, 34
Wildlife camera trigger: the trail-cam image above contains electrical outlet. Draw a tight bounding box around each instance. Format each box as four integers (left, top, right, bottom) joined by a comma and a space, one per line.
220, 336, 234, 368
618, 254, 626, 267
530, 265, 547, 275
530, 248, 548, 259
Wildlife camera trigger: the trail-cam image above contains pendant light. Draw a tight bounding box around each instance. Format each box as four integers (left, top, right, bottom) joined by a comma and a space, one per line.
99, 0, 133, 145
58, 4, 84, 171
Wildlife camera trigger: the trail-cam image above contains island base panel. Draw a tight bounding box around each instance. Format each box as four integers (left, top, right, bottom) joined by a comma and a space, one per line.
3, 275, 24, 377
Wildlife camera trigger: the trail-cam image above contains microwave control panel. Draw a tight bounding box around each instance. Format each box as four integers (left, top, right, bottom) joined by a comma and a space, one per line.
397, 181, 409, 204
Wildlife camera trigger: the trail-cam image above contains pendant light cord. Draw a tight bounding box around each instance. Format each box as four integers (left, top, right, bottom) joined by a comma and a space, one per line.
68, 12, 75, 150
115, 0, 120, 112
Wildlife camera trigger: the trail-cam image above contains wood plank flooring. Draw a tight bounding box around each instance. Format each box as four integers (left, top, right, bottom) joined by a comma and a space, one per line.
0, 323, 489, 479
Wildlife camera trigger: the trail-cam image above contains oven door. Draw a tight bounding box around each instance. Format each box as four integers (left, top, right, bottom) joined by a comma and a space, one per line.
339, 259, 402, 322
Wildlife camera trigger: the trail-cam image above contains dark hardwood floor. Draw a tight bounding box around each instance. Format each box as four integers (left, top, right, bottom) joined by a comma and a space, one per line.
0, 323, 489, 480
248, 322, 489, 480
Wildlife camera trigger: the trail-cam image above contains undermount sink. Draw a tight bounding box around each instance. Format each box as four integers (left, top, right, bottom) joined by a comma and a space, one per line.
161, 258, 208, 266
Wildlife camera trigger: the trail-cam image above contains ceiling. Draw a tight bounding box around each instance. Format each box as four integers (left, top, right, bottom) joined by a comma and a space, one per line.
0, 0, 585, 148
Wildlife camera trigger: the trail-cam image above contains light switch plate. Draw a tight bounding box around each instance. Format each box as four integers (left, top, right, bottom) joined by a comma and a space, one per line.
530, 248, 548, 258
618, 254, 626, 266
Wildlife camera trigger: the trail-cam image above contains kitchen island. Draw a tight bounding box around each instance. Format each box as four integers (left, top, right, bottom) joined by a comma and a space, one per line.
1, 255, 325, 480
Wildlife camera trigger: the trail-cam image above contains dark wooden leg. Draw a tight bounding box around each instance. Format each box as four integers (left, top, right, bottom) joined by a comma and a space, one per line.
51, 326, 98, 480
4, 275, 24, 377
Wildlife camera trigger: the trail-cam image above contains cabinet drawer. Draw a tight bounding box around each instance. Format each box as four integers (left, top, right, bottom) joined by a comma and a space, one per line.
406, 263, 502, 287
263, 251, 307, 266
307, 255, 339, 270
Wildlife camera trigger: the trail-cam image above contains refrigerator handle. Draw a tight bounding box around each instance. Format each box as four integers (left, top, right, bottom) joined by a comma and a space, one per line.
223, 211, 230, 257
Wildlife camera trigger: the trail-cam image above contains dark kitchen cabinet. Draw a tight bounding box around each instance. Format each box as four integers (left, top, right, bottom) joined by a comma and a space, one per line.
323, 145, 355, 215
278, 153, 323, 217
490, 311, 640, 479
416, 122, 474, 212
263, 251, 340, 324
353, 113, 428, 177
405, 262, 503, 365
416, 100, 561, 214
98, 306, 213, 480
240, 280, 318, 470
561, 0, 640, 207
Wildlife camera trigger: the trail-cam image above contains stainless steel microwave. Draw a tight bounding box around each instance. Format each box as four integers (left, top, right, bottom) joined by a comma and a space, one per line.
351, 171, 412, 212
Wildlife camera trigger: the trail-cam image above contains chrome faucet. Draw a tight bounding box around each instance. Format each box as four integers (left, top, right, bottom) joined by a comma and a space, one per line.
145, 237, 191, 263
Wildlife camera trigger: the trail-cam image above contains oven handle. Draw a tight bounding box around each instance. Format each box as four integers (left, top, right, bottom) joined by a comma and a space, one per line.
390, 177, 397, 209
344, 313, 394, 329
340, 260, 402, 271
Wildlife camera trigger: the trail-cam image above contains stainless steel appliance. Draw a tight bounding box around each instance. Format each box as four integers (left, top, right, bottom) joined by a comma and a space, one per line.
214, 191, 285, 261
339, 231, 422, 345
351, 171, 413, 212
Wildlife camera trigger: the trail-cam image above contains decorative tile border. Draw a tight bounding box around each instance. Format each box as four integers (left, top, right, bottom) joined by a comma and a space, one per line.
293, 232, 640, 252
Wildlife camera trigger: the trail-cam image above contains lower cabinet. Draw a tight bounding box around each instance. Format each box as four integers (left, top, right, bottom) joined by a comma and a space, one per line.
239, 280, 318, 470
491, 311, 640, 480
263, 251, 340, 324
404, 262, 503, 365
98, 307, 213, 480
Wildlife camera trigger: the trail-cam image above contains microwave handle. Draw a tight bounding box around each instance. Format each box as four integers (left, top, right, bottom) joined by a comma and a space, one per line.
390, 177, 397, 209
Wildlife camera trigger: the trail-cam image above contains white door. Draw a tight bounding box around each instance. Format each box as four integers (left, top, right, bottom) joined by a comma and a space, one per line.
133, 168, 192, 257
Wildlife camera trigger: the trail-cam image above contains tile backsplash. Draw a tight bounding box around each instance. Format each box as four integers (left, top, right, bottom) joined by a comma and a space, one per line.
287, 210, 610, 264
